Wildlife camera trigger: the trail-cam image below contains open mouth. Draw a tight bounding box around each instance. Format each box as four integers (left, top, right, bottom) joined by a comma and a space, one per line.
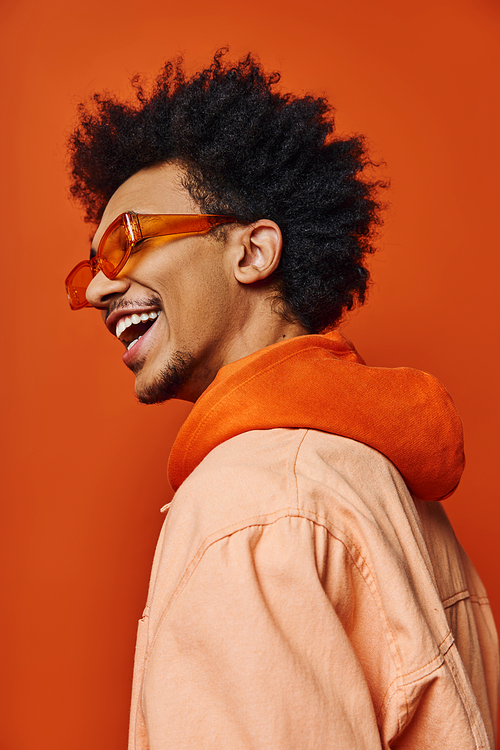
115, 311, 160, 350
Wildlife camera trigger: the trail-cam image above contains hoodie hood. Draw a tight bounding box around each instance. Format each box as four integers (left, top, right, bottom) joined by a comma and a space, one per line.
168, 331, 464, 501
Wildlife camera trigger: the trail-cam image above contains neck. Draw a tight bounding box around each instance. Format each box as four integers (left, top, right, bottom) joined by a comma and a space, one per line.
218, 295, 310, 372
180, 301, 310, 403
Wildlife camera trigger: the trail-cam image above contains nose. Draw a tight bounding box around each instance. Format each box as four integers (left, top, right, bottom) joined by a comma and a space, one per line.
86, 270, 131, 309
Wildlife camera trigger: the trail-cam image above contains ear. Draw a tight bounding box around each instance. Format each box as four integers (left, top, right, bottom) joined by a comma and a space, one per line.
233, 220, 282, 285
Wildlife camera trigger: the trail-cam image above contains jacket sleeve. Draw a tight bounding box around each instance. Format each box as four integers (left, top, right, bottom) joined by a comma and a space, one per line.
141, 514, 383, 750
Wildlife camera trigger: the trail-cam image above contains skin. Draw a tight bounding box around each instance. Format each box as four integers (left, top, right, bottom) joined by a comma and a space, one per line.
86, 161, 309, 403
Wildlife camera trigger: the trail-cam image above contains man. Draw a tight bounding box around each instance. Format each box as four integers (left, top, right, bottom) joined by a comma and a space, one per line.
65, 52, 498, 749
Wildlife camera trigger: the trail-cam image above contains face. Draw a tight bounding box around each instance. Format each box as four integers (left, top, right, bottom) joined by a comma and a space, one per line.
86, 162, 239, 404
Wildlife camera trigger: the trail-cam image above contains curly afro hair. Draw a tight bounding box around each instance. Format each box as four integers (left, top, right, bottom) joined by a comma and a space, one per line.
68, 49, 386, 332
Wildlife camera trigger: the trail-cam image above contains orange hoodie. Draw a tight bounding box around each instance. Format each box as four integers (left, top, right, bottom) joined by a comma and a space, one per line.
169, 330, 464, 501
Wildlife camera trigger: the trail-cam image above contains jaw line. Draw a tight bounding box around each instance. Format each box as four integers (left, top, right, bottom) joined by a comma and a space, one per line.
134, 350, 196, 404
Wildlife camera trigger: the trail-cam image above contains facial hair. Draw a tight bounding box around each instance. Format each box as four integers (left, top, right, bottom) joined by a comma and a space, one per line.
133, 350, 196, 404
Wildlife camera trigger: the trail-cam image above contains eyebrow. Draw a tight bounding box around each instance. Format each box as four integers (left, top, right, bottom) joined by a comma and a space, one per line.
90, 247, 97, 259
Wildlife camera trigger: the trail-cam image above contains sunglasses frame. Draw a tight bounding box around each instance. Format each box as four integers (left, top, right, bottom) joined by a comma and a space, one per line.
65, 212, 238, 310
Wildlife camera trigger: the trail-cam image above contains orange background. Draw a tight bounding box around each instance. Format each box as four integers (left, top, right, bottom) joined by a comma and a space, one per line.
1, 0, 499, 747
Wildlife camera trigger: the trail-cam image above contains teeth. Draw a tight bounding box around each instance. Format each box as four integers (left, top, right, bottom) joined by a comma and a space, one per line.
115, 310, 159, 339
127, 337, 141, 351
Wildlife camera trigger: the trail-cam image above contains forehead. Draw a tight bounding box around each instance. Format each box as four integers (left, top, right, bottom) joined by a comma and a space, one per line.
92, 162, 200, 248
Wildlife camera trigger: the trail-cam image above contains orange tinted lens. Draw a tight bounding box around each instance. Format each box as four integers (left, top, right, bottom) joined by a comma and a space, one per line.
100, 219, 128, 274
66, 263, 94, 309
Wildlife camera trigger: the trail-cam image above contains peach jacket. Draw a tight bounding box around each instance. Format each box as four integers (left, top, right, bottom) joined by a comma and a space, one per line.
128, 333, 499, 749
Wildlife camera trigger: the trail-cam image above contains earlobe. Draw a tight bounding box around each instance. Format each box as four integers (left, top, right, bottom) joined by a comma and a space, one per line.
235, 220, 282, 285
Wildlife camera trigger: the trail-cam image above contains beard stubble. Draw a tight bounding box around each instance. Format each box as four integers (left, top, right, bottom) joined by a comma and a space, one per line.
132, 350, 196, 404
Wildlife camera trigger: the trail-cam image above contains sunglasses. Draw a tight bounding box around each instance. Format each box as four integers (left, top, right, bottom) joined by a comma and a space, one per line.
65, 212, 237, 310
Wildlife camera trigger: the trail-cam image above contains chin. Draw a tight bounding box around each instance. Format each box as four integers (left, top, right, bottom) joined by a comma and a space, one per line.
134, 351, 196, 405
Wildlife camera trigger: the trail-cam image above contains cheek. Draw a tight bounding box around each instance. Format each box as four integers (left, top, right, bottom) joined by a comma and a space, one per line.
162, 266, 233, 340
126, 236, 231, 323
